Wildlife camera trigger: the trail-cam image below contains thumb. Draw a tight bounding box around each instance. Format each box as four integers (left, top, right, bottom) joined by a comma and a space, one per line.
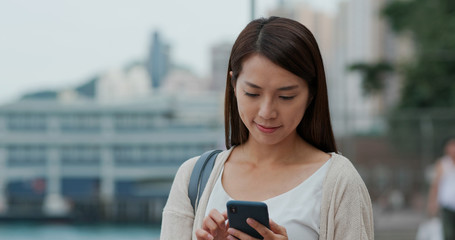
269, 219, 287, 236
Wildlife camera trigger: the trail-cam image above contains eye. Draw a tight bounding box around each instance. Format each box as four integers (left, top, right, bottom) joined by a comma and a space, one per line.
279, 96, 295, 100
244, 91, 259, 97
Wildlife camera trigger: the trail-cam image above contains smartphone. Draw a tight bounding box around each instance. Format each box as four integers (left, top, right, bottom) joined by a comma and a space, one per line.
226, 200, 270, 239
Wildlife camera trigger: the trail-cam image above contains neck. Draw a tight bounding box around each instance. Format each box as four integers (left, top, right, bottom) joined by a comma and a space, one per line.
240, 134, 310, 165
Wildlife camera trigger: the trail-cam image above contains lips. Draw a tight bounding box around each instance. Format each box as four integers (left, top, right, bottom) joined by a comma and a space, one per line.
256, 123, 280, 133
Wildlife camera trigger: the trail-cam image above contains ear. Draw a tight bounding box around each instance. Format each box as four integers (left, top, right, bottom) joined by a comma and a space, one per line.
229, 71, 236, 95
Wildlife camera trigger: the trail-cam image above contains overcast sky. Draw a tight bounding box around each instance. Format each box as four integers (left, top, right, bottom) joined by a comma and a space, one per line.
0, 0, 339, 105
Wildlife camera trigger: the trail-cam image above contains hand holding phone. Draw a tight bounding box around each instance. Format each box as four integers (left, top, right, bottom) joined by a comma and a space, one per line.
226, 200, 270, 239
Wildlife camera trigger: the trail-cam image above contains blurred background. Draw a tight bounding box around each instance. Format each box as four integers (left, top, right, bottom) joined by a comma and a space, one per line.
1, 0, 454, 239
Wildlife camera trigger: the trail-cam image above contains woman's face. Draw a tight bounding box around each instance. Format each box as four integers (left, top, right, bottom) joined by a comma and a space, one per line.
234, 54, 311, 146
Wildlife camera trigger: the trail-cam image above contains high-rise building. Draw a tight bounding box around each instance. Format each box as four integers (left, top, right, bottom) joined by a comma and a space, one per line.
329, 0, 412, 136
210, 42, 232, 91
329, 0, 376, 136
147, 31, 171, 89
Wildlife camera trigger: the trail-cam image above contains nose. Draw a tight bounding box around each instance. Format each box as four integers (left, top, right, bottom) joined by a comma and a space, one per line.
258, 97, 277, 120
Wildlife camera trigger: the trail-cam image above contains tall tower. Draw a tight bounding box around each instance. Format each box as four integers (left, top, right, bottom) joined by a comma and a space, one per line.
147, 31, 171, 89
210, 42, 232, 91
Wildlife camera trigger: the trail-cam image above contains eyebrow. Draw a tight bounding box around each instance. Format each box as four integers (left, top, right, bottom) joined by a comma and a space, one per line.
245, 81, 299, 91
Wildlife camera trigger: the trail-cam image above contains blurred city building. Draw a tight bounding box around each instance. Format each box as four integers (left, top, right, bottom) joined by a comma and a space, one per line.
269, 0, 412, 136
147, 31, 171, 89
96, 64, 152, 103
0, 92, 224, 222
2, 26, 218, 220
161, 67, 211, 94
329, 0, 414, 137
210, 42, 232, 91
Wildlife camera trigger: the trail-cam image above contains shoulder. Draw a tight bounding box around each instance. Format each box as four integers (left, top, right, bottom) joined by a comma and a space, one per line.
177, 156, 200, 176
326, 153, 365, 184
439, 155, 453, 167
173, 149, 231, 186
161, 156, 200, 239
323, 153, 370, 200
166, 155, 202, 200
320, 153, 374, 239
169, 156, 199, 187
435, 155, 452, 177
162, 153, 212, 213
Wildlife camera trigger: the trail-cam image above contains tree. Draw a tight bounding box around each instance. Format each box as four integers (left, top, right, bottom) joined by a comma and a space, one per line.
380, 0, 455, 158
382, 0, 455, 108
348, 61, 393, 96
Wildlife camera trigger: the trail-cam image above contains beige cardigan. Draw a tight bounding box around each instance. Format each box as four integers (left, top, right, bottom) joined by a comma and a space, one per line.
161, 148, 374, 239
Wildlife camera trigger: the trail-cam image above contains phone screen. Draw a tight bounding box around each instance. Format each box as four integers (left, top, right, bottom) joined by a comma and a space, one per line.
226, 200, 270, 239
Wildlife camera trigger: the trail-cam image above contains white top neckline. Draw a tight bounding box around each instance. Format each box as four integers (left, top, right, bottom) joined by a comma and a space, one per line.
205, 156, 333, 240
219, 157, 332, 203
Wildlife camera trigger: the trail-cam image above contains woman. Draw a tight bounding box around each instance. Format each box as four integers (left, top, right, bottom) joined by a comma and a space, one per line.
427, 137, 455, 240
161, 16, 373, 240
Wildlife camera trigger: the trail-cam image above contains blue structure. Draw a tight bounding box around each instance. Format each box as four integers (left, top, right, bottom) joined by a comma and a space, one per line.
0, 92, 223, 222
147, 31, 171, 89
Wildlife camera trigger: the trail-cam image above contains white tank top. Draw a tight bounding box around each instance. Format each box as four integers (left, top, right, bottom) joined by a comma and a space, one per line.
438, 156, 455, 211
205, 158, 332, 240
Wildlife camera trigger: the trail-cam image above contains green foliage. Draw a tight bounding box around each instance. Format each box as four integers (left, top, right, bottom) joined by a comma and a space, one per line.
382, 0, 455, 109
377, 0, 455, 159
348, 62, 393, 95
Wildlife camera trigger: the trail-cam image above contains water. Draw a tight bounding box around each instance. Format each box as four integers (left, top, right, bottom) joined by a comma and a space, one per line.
0, 223, 160, 240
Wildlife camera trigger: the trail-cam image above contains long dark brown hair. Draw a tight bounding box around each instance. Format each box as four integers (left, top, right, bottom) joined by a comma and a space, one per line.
224, 16, 337, 153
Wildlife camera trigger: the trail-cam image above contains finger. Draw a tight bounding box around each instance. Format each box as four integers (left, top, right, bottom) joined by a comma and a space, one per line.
202, 215, 220, 236
246, 218, 273, 238
227, 227, 257, 240
222, 211, 230, 229
209, 209, 227, 227
195, 228, 214, 240
209, 209, 228, 230
226, 235, 239, 240
269, 219, 288, 236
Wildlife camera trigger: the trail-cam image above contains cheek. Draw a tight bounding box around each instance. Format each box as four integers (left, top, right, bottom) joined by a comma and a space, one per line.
236, 97, 248, 119
289, 103, 307, 125
236, 96, 255, 124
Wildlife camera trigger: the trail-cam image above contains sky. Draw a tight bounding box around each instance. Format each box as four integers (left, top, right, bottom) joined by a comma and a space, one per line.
0, 0, 339, 105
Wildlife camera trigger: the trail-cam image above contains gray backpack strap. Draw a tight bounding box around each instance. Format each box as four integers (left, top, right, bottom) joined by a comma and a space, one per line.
188, 150, 222, 213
